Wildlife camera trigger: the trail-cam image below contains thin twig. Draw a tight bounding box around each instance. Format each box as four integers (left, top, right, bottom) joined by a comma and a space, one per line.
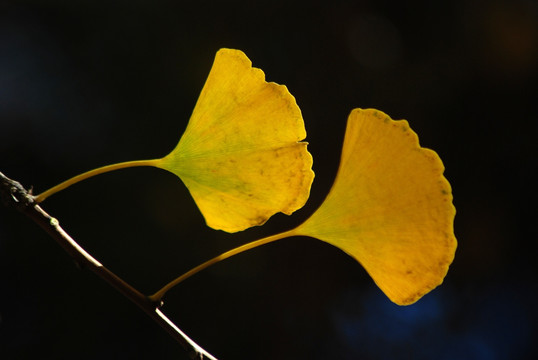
0, 171, 217, 360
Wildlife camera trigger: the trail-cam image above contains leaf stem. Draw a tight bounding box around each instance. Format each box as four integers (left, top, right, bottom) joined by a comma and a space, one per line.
34, 159, 161, 203
149, 229, 299, 302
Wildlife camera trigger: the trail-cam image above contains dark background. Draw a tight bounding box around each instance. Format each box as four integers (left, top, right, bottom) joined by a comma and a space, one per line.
1, 0, 537, 359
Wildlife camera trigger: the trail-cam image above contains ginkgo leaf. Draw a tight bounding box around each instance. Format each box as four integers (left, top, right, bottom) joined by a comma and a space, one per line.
294, 108, 457, 305
156, 49, 314, 232
34, 48, 313, 233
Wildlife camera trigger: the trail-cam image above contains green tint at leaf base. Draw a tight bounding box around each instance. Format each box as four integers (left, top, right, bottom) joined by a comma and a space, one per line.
156, 49, 314, 232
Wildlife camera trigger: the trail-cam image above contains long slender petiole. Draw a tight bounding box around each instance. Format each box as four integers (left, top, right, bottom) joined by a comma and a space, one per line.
149, 229, 299, 302
34, 159, 161, 203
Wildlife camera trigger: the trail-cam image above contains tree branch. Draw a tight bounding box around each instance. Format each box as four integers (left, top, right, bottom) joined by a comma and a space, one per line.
0, 171, 217, 360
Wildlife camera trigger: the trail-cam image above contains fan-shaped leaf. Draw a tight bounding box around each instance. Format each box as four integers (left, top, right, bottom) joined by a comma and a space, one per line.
296, 109, 456, 305
157, 49, 314, 232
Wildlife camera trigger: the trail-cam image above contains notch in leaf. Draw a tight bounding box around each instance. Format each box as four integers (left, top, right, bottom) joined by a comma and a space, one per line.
35, 49, 315, 232
156, 49, 314, 232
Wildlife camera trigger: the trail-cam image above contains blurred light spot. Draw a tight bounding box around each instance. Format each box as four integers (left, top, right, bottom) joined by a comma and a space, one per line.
330, 281, 536, 359
469, 1, 538, 81
331, 287, 446, 358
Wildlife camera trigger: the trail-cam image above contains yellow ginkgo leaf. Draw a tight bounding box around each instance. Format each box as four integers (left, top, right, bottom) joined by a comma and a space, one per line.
156, 49, 314, 232
294, 108, 457, 305
33, 48, 313, 233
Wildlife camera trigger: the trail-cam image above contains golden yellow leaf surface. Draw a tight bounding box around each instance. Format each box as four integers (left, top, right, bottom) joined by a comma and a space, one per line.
157, 49, 314, 232
295, 108, 456, 305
